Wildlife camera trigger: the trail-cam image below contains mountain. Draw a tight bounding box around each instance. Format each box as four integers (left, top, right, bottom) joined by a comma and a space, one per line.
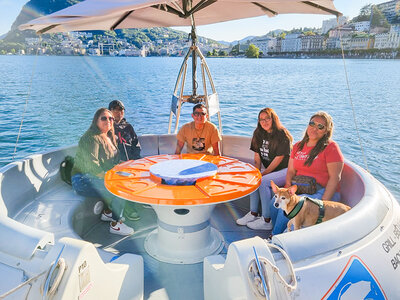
228, 36, 256, 45
5, 0, 81, 42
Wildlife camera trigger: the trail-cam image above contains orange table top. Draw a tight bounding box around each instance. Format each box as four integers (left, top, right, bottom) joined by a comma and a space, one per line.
105, 153, 261, 206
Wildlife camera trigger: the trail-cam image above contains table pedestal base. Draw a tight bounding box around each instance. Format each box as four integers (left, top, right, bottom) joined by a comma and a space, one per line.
144, 227, 224, 264
144, 205, 224, 264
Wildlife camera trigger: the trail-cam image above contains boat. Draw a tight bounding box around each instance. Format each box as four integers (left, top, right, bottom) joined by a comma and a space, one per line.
1, 0, 399, 299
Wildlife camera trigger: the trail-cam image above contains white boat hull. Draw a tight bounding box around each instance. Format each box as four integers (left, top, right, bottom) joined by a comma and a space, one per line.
0, 134, 399, 299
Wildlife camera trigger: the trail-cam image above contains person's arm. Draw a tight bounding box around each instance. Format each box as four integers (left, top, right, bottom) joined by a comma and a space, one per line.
262, 156, 284, 176
212, 142, 220, 156
322, 161, 344, 200
284, 158, 296, 187
254, 153, 261, 170
175, 140, 185, 154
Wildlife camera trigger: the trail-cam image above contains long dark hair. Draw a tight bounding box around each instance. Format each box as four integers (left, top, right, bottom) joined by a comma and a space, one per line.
298, 111, 334, 166
252, 107, 293, 150
90, 108, 117, 154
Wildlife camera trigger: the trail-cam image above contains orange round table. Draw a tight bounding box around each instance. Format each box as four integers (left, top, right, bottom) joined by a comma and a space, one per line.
105, 153, 261, 264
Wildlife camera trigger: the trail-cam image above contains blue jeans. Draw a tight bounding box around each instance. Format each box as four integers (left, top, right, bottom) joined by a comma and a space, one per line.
250, 168, 287, 218
270, 188, 341, 235
71, 173, 126, 221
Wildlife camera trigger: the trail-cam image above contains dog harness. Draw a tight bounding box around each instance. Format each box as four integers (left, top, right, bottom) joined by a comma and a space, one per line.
284, 196, 325, 224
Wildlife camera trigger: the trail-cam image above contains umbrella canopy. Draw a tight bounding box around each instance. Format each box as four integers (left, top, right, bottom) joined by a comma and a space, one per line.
19, 0, 341, 34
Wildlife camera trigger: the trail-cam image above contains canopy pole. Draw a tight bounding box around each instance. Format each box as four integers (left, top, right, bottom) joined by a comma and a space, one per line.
190, 15, 198, 97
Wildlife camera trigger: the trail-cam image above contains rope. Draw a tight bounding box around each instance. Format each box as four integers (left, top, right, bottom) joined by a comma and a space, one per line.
262, 240, 297, 292
12, 35, 42, 161
337, 18, 369, 172
0, 270, 47, 299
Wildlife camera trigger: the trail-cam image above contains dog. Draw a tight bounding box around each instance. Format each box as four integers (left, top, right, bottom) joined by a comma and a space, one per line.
271, 180, 351, 232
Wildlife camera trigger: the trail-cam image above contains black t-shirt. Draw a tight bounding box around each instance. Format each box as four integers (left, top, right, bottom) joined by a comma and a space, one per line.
250, 129, 291, 171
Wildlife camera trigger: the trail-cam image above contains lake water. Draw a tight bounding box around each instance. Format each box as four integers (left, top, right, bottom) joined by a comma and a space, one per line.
0, 55, 399, 199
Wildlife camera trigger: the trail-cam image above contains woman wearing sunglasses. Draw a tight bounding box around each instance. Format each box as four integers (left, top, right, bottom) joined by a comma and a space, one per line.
236, 108, 292, 230
71, 108, 134, 236
270, 111, 344, 235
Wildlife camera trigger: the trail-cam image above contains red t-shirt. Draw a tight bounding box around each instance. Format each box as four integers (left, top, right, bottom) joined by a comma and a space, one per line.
291, 140, 344, 187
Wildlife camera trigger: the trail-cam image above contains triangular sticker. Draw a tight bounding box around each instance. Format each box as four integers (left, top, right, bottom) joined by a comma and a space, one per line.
322, 255, 387, 300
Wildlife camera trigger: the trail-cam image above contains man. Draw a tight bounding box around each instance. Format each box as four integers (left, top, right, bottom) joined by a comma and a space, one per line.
109, 100, 141, 220
108, 100, 141, 161
175, 103, 221, 155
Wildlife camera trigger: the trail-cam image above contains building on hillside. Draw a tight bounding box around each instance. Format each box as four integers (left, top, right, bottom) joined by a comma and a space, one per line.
275, 38, 282, 53
281, 34, 302, 52
326, 37, 341, 49
301, 35, 325, 51
377, 0, 400, 24
387, 25, 400, 47
322, 16, 348, 33
267, 38, 278, 53
328, 26, 354, 38
252, 37, 270, 54
354, 21, 371, 32
349, 36, 374, 49
374, 32, 390, 48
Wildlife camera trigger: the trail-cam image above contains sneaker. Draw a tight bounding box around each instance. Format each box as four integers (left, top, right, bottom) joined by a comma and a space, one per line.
246, 217, 273, 230
124, 208, 141, 221
110, 222, 134, 236
101, 210, 115, 222
236, 212, 257, 226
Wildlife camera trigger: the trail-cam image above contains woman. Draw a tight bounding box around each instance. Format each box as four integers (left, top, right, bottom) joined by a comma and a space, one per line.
71, 108, 134, 236
270, 111, 344, 235
236, 108, 292, 230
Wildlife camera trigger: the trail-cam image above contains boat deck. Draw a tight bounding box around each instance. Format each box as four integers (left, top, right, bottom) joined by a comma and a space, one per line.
12, 182, 267, 300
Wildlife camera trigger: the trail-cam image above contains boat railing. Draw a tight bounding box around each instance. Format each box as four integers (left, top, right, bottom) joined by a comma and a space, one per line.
271, 159, 392, 263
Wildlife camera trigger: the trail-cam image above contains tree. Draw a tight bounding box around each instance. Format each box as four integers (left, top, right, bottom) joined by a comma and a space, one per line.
230, 43, 240, 56
218, 50, 228, 56
371, 6, 390, 29
206, 51, 212, 56
245, 44, 259, 58
212, 48, 218, 56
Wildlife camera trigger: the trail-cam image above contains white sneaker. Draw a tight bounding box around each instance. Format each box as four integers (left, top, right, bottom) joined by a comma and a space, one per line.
246, 217, 273, 230
109, 222, 134, 236
100, 210, 115, 222
236, 212, 257, 226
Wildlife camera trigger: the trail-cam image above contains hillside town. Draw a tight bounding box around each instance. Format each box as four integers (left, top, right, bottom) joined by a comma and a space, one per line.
1, 0, 400, 58
243, 1, 400, 58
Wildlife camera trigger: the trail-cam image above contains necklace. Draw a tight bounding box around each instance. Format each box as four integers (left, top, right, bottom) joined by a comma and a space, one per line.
194, 123, 205, 139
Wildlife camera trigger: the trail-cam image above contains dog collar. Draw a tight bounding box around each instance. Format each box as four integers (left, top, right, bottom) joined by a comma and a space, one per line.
284, 197, 305, 219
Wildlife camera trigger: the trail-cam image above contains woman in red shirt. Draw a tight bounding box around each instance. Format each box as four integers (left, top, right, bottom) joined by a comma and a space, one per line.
270, 111, 344, 235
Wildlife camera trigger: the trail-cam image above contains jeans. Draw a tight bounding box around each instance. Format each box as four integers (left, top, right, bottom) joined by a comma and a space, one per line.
250, 168, 287, 218
71, 173, 126, 221
270, 188, 341, 235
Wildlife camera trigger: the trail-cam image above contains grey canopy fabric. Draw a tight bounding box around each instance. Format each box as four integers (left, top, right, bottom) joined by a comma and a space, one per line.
19, 0, 341, 34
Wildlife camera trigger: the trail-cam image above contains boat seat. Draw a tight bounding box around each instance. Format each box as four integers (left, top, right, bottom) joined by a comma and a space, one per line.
159, 134, 187, 154
221, 135, 253, 164
138, 135, 159, 157
0, 216, 54, 260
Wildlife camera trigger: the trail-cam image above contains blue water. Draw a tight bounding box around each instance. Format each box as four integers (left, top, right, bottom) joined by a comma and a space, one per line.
0, 55, 399, 199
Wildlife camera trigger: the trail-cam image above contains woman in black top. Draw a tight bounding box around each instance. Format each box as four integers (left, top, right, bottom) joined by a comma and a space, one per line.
236, 108, 292, 230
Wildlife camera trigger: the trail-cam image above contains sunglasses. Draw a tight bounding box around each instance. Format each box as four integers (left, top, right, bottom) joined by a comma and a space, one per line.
193, 112, 206, 116
259, 117, 272, 123
309, 120, 326, 130
100, 116, 114, 122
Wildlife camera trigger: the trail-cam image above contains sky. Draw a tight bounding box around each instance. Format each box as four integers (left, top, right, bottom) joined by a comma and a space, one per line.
0, 0, 386, 41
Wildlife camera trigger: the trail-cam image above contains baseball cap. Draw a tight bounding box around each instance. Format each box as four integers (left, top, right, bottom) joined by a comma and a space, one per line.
108, 100, 125, 110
